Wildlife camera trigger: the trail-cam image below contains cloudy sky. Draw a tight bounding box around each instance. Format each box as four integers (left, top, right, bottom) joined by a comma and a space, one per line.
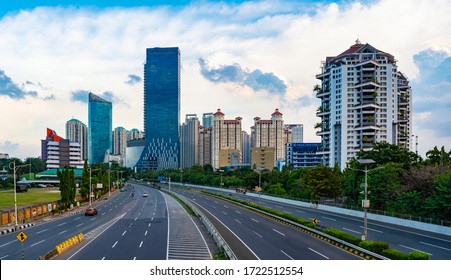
0, 0, 450, 160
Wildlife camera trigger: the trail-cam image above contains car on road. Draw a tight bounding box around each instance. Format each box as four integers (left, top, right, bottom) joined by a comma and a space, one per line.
120, 188, 126, 192
85, 208, 98, 216
142, 192, 148, 197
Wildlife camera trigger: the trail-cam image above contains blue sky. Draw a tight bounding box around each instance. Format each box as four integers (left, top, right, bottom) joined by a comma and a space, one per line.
0, 0, 450, 159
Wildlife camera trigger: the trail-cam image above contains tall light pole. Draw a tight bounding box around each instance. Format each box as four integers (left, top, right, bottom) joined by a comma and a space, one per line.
350, 159, 384, 241
108, 167, 111, 197
88, 166, 100, 206
219, 169, 224, 188
9, 161, 31, 227
256, 168, 265, 204
180, 169, 183, 184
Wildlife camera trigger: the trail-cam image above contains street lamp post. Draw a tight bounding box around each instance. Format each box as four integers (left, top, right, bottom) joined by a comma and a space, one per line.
180, 169, 183, 184
88, 166, 100, 206
350, 159, 384, 241
219, 169, 224, 189
108, 168, 111, 197
256, 168, 265, 204
9, 161, 31, 228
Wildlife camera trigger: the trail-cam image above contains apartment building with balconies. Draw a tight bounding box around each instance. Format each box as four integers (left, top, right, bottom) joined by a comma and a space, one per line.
315, 40, 412, 169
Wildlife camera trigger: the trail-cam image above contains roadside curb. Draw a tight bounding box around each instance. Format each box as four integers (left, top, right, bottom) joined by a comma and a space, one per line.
1, 223, 35, 235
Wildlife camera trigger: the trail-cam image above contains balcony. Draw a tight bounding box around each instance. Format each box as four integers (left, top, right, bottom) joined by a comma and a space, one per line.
354, 123, 381, 131
316, 110, 331, 117
353, 103, 380, 110
316, 129, 331, 136
316, 90, 330, 98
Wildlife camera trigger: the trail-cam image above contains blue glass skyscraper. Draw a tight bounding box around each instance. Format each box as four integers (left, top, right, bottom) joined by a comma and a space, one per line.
88, 92, 112, 164
138, 47, 180, 170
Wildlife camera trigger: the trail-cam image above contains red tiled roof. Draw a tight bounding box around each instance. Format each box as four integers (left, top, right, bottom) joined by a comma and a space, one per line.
272, 108, 283, 115
213, 108, 224, 116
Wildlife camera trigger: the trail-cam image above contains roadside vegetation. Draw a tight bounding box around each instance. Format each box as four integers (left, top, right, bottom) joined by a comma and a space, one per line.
134, 143, 451, 224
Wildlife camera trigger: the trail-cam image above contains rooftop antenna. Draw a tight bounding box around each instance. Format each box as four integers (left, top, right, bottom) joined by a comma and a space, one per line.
356, 35, 361, 45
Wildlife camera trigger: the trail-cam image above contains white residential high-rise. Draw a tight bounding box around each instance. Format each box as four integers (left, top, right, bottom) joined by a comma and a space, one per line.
66, 119, 88, 161
241, 131, 251, 165
315, 40, 412, 169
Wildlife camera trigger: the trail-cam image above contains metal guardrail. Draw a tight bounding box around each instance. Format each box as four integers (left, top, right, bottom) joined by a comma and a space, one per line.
206, 192, 389, 260
163, 190, 237, 260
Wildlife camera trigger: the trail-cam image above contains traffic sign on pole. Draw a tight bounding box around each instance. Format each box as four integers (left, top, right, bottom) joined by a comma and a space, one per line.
16, 231, 28, 243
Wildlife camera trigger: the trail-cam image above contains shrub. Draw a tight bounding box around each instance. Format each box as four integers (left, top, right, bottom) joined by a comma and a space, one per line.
359, 240, 389, 254
407, 251, 429, 260
324, 228, 361, 245
381, 249, 407, 260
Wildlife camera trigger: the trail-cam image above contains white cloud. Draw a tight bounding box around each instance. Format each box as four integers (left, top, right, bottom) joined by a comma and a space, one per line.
0, 0, 450, 159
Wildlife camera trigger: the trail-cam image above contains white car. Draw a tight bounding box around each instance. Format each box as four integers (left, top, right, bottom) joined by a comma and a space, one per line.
143, 193, 148, 197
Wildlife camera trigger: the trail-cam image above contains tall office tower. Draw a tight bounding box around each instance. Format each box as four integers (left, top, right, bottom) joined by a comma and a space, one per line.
211, 109, 242, 169
66, 119, 88, 161
128, 128, 143, 141
199, 127, 212, 166
285, 124, 304, 143
202, 113, 213, 129
241, 131, 251, 165
113, 127, 128, 156
180, 114, 200, 169
251, 109, 285, 168
88, 92, 112, 165
315, 40, 412, 169
138, 47, 181, 170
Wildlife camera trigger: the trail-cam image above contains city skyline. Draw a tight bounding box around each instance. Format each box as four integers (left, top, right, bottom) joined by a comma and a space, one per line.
1, 0, 450, 160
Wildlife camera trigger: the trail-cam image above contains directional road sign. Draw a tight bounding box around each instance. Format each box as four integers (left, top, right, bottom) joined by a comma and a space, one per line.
16, 231, 28, 243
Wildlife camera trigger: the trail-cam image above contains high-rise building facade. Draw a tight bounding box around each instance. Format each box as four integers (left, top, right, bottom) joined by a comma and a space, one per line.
251, 109, 285, 168
211, 109, 242, 169
128, 128, 144, 141
241, 131, 251, 165
199, 127, 212, 166
285, 124, 304, 143
138, 47, 181, 170
88, 92, 112, 165
113, 127, 128, 156
66, 119, 88, 161
202, 113, 213, 129
180, 114, 200, 169
315, 40, 412, 169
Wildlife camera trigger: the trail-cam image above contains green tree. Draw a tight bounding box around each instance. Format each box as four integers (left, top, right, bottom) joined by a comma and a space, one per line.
424, 171, 451, 220
357, 142, 420, 169
366, 163, 403, 211
57, 167, 76, 209
305, 165, 342, 200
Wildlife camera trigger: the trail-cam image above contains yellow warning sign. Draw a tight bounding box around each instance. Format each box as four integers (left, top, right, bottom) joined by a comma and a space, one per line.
16, 231, 28, 243
312, 218, 318, 225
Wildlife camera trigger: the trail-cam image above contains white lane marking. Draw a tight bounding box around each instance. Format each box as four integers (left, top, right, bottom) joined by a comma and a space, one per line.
222, 211, 228, 215
133, 257, 136, 260
235, 210, 242, 214
359, 226, 383, 233
148, 223, 151, 227
37, 229, 48, 234
212, 206, 216, 209
101, 257, 105, 260
281, 250, 294, 260
109, 209, 112, 211
342, 227, 360, 234
30, 240, 45, 247
74, 217, 81, 220
145, 231, 148, 236
251, 218, 260, 223
308, 247, 329, 259
420, 242, 451, 252
57, 222, 66, 227
322, 216, 337, 221
0, 255, 10, 260
122, 231, 127, 236
234, 219, 242, 224
0, 240, 17, 247
272, 229, 285, 236
399, 244, 432, 255
139, 241, 143, 248
214, 201, 218, 204
223, 205, 229, 208
90, 218, 96, 221
253, 231, 263, 238
112, 241, 118, 248
101, 213, 106, 216
135, 217, 138, 221
59, 230, 68, 235
76, 223, 84, 227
